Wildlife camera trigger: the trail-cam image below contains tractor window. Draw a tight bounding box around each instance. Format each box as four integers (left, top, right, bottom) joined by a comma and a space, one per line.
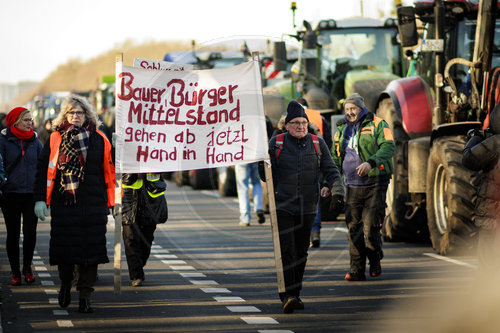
456, 19, 500, 69
318, 27, 402, 81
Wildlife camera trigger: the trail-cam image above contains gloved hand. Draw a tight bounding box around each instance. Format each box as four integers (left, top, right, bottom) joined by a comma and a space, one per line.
330, 194, 345, 215
34, 201, 49, 221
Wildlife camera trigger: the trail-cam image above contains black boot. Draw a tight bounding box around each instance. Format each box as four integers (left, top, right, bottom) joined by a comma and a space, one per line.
78, 298, 93, 313
58, 284, 71, 308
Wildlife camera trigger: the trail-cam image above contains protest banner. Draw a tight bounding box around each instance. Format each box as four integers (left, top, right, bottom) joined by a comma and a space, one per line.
133, 58, 194, 71
114, 60, 268, 174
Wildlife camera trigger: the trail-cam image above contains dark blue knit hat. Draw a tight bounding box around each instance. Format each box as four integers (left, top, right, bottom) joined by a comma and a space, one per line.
285, 100, 309, 124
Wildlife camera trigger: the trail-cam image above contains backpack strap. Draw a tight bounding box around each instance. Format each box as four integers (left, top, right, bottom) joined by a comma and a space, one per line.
311, 134, 321, 167
275, 133, 285, 161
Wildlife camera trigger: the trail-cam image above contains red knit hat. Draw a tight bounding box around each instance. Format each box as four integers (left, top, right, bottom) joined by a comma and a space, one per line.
7, 107, 28, 127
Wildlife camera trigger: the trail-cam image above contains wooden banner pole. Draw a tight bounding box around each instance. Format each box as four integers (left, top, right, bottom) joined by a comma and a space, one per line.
113, 53, 123, 295
252, 51, 285, 293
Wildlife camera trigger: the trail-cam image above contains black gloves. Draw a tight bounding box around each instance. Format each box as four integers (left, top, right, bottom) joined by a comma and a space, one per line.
330, 194, 345, 215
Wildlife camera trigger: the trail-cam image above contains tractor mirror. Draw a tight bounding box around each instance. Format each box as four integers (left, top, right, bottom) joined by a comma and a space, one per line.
397, 6, 419, 47
273, 41, 288, 72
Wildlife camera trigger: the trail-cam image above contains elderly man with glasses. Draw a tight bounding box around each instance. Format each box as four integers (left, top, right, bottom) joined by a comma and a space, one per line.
263, 100, 344, 313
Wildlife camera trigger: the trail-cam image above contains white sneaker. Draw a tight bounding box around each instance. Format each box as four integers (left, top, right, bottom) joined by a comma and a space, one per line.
239, 221, 250, 227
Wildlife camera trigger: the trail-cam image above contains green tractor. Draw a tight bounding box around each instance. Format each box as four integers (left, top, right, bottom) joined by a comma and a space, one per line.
266, 17, 406, 123
264, 17, 406, 220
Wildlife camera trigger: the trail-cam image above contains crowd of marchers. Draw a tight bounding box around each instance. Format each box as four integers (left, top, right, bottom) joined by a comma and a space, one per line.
1, 91, 498, 315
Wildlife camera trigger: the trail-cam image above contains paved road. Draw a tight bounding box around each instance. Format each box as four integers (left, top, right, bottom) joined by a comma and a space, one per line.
0, 181, 488, 333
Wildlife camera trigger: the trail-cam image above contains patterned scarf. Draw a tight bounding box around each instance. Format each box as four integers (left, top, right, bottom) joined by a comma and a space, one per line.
56, 120, 94, 205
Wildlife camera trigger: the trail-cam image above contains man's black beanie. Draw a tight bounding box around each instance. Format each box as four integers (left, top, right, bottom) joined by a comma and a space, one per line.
285, 100, 309, 124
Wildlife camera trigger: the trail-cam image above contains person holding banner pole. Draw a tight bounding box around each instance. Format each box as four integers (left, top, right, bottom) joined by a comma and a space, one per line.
121, 172, 168, 287
33, 94, 115, 314
263, 100, 344, 313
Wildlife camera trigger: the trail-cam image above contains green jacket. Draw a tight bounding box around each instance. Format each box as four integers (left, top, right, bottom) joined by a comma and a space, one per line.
332, 112, 395, 178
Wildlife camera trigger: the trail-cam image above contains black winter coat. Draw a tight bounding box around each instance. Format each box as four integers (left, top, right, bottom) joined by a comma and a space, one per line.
268, 132, 344, 215
0, 128, 42, 194
34, 130, 110, 266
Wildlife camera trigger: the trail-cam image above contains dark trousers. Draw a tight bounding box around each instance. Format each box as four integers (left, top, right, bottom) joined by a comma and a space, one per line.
58, 263, 98, 300
122, 222, 157, 280
277, 211, 315, 301
345, 185, 387, 274
2, 193, 38, 273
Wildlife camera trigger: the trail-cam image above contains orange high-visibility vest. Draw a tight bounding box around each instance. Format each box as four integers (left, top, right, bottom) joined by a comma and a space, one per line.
46, 130, 115, 207
305, 109, 323, 135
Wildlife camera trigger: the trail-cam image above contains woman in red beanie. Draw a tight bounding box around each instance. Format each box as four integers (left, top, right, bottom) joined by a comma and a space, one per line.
0, 107, 43, 285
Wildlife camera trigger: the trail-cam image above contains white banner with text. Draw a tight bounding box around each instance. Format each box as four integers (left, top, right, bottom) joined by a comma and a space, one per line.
115, 60, 267, 173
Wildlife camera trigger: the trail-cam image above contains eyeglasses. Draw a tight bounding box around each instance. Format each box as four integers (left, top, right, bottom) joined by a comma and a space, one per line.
67, 111, 85, 117
21, 118, 33, 123
288, 121, 308, 127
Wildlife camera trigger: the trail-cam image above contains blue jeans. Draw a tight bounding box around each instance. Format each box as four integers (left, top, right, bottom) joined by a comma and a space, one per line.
235, 162, 263, 223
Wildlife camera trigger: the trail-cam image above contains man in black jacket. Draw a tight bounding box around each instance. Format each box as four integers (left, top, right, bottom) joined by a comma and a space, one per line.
264, 100, 344, 313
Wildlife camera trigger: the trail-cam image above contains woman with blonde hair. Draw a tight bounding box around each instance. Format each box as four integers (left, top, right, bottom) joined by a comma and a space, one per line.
34, 94, 115, 313
0, 106, 42, 286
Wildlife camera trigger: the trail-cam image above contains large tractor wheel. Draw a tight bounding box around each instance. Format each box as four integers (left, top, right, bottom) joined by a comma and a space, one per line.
189, 169, 218, 190
426, 136, 478, 254
376, 98, 428, 241
173, 171, 189, 187
217, 166, 237, 197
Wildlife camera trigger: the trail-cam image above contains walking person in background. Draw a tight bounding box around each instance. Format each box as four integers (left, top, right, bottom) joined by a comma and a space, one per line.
263, 100, 344, 313
332, 93, 395, 281
37, 118, 54, 146
235, 162, 265, 226
122, 173, 168, 287
296, 97, 333, 248
0, 107, 42, 286
33, 94, 115, 313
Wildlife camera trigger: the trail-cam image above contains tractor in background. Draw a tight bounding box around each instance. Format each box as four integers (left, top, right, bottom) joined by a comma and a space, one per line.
375, 0, 499, 254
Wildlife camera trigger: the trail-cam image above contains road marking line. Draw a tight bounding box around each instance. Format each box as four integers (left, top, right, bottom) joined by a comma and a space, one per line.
214, 296, 245, 302
258, 330, 294, 333
201, 190, 220, 198
423, 253, 478, 269
41, 280, 55, 286
180, 272, 206, 278
45, 289, 58, 295
334, 227, 348, 233
49, 298, 58, 304
189, 280, 219, 285
151, 249, 170, 253
35, 266, 47, 271
170, 266, 195, 270
226, 306, 261, 312
162, 260, 186, 264
57, 320, 73, 327
53, 310, 68, 315
154, 254, 177, 259
241, 317, 279, 324
38, 273, 51, 278
33, 255, 42, 259
151, 244, 162, 249
33, 260, 44, 265
200, 288, 231, 293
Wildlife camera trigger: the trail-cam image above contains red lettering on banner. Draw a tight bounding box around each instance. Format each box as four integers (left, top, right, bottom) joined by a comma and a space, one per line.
124, 127, 167, 143
117, 72, 166, 102
166, 78, 238, 108
206, 124, 248, 147
136, 145, 177, 162
206, 145, 244, 164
